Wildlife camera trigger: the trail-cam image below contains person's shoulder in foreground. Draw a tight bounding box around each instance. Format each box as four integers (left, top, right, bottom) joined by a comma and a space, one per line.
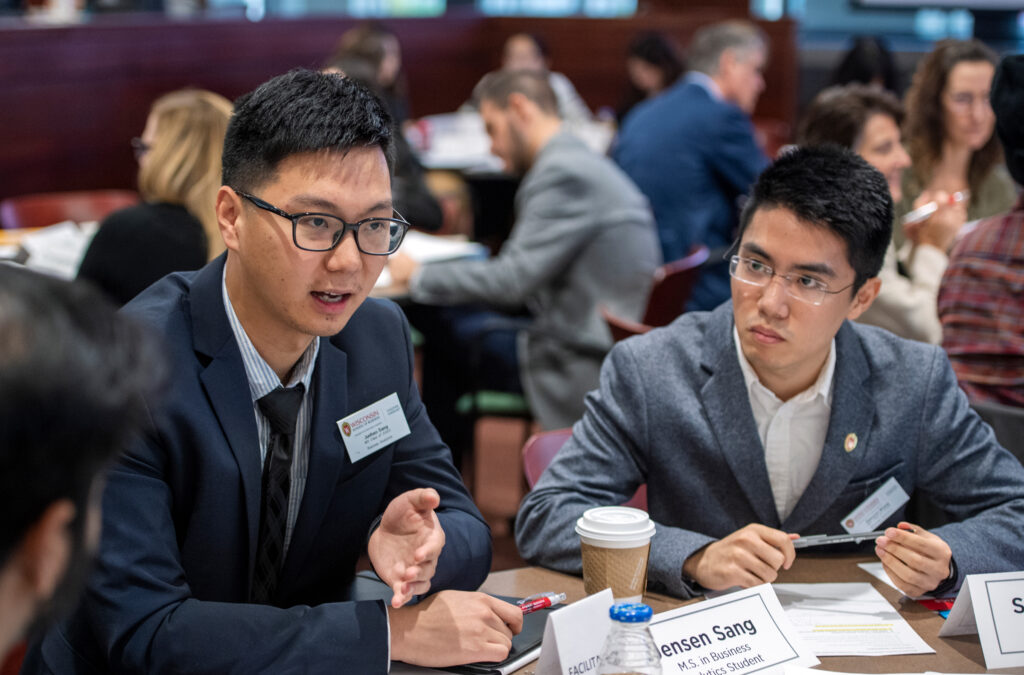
26, 68, 521, 675
516, 144, 1024, 600
0, 265, 165, 666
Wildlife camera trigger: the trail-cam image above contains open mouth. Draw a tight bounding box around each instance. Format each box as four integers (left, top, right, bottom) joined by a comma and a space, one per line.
312, 291, 350, 304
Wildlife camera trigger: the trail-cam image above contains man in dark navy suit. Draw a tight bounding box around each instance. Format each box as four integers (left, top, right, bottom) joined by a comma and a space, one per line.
613, 20, 771, 312
26, 69, 521, 673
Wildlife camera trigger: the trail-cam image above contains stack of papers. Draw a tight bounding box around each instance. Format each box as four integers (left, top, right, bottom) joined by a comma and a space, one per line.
773, 583, 934, 657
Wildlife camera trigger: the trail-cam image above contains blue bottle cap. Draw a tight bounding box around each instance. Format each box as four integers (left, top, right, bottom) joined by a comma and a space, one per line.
609, 602, 652, 622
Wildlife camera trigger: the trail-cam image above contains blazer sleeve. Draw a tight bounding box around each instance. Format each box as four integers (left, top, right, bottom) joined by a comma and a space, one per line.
515, 341, 715, 599
410, 168, 594, 309
913, 347, 1024, 586
83, 413, 391, 673
705, 106, 769, 197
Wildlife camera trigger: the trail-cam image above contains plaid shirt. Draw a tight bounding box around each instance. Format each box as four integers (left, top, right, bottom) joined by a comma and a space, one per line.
938, 194, 1024, 406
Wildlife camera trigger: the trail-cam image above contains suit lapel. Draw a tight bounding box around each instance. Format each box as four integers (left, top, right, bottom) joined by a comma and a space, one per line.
191, 255, 263, 570
700, 305, 781, 527
782, 322, 872, 533
279, 337, 348, 582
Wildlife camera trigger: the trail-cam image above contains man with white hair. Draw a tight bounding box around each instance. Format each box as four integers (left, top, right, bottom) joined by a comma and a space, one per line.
614, 20, 771, 312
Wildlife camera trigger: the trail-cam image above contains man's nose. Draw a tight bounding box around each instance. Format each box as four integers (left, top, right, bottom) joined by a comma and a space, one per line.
324, 230, 362, 272
757, 275, 790, 318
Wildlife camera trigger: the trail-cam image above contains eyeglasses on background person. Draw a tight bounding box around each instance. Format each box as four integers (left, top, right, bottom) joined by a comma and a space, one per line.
729, 255, 853, 306
233, 189, 410, 255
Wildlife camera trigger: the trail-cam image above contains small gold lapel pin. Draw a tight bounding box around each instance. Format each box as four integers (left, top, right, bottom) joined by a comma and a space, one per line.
844, 433, 858, 453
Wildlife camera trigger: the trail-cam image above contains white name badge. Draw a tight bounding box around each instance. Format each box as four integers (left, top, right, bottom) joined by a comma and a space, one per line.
535, 588, 613, 675
841, 475, 909, 534
648, 584, 819, 675
337, 393, 411, 463
939, 571, 1024, 669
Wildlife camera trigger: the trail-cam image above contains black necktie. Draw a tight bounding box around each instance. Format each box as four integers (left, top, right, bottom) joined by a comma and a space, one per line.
250, 383, 305, 604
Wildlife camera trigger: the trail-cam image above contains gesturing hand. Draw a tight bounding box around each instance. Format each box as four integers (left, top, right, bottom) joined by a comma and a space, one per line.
875, 522, 953, 597
368, 488, 445, 608
682, 524, 798, 590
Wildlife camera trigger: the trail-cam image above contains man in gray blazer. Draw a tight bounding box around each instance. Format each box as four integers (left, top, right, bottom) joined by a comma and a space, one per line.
516, 146, 1024, 599
390, 70, 659, 446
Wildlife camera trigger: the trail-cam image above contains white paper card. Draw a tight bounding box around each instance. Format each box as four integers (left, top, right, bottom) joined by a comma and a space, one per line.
337, 393, 411, 463
841, 476, 909, 533
939, 571, 1024, 669
648, 584, 819, 675
773, 583, 934, 656
534, 588, 613, 675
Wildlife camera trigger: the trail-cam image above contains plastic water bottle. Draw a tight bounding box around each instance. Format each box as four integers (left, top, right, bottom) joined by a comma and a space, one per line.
597, 602, 662, 675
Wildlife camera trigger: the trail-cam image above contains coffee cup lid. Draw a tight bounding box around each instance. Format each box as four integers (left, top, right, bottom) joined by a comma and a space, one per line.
575, 506, 655, 542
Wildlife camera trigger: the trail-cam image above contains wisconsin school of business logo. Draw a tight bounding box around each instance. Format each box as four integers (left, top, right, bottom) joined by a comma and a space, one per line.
341, 421, 352, 437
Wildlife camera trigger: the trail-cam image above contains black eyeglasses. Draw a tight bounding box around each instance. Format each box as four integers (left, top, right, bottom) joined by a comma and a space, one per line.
131, 137, 150, 161
233, 189, 409, 256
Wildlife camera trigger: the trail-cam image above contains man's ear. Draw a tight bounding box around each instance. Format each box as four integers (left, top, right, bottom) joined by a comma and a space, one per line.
14, 500, 75, 600
846, 276, 881, 321
506, 92, 535, 122
216, 186, 244, 252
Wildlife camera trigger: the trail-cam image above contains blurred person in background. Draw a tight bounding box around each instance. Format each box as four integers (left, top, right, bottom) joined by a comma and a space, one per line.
615, 31, 684, 124
466, 33, 591, 124
0, 266, 164, 665
938, 54, 1024, 407
830, 35, 900, 93
798, 84, 964, 344
77, 88, 232, 305
897, 39, 1016, 250
331, 22, 410, 125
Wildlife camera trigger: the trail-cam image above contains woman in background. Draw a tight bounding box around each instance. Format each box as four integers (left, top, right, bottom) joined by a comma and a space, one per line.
330, 22, 409, 124
798, 83, 964, 344
616, 31, 684, 124
78, 89, 231, 305
897, 39, 1015, 249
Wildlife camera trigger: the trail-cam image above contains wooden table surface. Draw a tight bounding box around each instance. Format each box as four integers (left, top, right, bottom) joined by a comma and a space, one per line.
479, 555, 1023, 674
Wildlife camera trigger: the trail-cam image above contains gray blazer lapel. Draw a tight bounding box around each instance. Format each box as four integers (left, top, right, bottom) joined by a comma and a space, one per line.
783, 321, 871, 533
280, 338, 348, 581
700, 306, 781, 527
191, 256, 263, 572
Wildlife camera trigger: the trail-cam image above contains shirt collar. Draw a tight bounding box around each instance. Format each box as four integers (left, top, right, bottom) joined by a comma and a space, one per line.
221, 265, 319, 402
733, 326, 836, 407
685, 71, 724, 102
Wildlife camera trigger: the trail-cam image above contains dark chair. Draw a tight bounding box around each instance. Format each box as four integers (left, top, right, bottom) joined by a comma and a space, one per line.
641, 246, 710, 327
0, 190, 139, 229
906, 398, 1024, 529
522, 428, 647, 510
601, 246, 710, 343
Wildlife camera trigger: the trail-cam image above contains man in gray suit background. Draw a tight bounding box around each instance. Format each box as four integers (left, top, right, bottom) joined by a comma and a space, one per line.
516, 145, 1024, 599
390, 70, 659, 462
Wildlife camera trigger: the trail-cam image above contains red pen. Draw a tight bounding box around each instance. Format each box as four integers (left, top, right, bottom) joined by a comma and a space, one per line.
518, 592, 567, 614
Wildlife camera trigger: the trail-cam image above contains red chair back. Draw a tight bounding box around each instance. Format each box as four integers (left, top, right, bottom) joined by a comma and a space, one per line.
0, 190, 140, 229
600, 305, 652, 343
642, 246, 710, 327
522, 428, 647, 511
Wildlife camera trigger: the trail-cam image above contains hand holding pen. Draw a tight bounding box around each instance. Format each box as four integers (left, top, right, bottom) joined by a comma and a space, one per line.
902, 189, 968, 253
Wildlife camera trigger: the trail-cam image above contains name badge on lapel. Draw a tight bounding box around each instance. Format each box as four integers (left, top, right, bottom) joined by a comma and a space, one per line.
337, 393, 411, 463
840, 476, 909, 534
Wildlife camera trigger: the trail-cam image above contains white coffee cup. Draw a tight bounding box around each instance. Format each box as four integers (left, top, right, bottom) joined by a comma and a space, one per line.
575, 506, 655, 602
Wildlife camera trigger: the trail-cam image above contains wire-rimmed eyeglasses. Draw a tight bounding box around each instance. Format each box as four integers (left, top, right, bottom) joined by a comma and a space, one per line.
233, 189, 409, 256
729, 255, 853, 306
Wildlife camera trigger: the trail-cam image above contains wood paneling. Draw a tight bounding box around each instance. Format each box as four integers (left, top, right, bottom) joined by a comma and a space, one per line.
0, 12, 795, 202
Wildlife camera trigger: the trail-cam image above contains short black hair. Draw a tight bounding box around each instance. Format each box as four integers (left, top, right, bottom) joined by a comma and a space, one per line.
475, 69, 560, 116
737, 145, 892, 293
222, 68, 395, 192
0, 265, 166, 567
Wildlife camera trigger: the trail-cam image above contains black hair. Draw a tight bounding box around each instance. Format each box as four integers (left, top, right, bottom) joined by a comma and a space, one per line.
222, 68, 395, 191
991, 53, 1024, 186
0, 265, 166, 567
830, 36, 900, 93
737, 145, 892, 293
475, 69, 560, 117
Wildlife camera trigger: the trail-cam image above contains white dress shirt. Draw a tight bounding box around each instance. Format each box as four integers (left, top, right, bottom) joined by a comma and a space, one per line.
733, 327, 836, 522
